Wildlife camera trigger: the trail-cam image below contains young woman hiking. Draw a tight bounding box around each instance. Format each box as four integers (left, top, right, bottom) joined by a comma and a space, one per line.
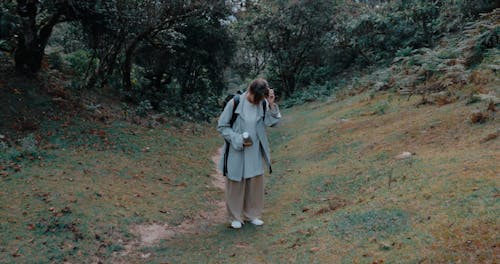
217, 78, 281, 229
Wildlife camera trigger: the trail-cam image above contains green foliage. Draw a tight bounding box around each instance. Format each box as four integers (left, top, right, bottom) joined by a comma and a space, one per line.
65, 49, 95, 77
478, 26, 500, 49
281, 82, 337, 109
20, 134, 38, 156
47, 52, 65, 71
236, 0, 338, 96
2, 0, 498, 120
231, 0, 497, 102
0, 141, 13, 162
0, 2, 17, 41
459, 0, 499, 18
396, 47, 413, 57
161, 93, 221, 122
0, 134, 41, 164
135, 100, 153, 117
0, 141, 7, 152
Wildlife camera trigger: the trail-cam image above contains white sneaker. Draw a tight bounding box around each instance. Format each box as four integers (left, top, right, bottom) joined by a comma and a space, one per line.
231, 221, 242, 229
250, 219, 264, 226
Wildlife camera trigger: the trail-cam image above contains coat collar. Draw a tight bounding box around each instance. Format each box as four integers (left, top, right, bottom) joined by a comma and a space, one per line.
235, 92, 265, 117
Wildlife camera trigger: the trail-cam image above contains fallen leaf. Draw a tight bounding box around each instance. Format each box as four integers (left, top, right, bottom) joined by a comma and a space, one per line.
175, 182, 187, 187
480, 132, 498, 143
235, 242, 249, 249
310, 247, 321, 252
12, 251, 21, 258
470, 111, 488, 124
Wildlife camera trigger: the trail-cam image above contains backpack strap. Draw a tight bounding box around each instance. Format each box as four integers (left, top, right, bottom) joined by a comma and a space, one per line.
229, 95, 240, 127
224, 95, 240, 176
262, 99, 267, 121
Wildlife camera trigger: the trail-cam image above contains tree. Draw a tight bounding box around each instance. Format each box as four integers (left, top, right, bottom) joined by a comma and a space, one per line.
2, 0, 108, 74
236, 0, 337, 97
78, 0, 233, 98
130, 6, 235, 103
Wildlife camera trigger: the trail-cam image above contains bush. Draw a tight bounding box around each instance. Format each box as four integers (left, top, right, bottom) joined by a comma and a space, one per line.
160, 93, 221, 122
135, 100, 153, 117
0, 141, 8, 156
65, 49, 96, 77
0, 142, 20, 163
0, 134, 40, 163
459, 0, 499, 19
19, 134, 38, 156
48, 52, 65, 71
281, 82, 337, 109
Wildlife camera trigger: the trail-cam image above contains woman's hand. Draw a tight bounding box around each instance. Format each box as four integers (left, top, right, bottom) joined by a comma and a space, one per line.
268, 88, 276, 109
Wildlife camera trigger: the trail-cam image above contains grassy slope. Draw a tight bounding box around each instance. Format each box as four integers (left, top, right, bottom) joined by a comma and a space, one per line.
0, 91, 497, 263
128, 91, 497, 264
0, 120, 222, 263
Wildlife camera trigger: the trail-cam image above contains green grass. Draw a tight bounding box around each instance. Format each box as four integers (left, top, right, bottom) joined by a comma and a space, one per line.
107, 91, 496, 263
1, 88, 499, 263
0, 118, 222, 263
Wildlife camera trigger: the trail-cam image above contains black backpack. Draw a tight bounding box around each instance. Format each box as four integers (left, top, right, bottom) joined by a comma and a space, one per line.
222, 93, 267, 176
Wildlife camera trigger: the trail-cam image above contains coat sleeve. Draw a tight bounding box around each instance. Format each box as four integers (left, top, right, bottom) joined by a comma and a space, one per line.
264, 101, 281, 127
217, 99, 244, 151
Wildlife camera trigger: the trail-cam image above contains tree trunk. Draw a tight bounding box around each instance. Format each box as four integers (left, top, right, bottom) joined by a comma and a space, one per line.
280, 71, 296, 97
14, 42, 44, 74
122, 49, 133, 93
122, 31, 149, 93
15, 1, 60, 74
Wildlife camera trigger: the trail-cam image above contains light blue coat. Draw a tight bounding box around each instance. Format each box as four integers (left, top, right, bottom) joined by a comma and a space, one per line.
217, 93, 281, 181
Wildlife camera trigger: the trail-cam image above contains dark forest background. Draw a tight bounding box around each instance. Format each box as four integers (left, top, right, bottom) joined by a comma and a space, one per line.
1, 0, 498, 120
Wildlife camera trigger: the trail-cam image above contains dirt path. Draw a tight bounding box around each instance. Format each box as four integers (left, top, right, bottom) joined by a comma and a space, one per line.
116, 148, 226, 260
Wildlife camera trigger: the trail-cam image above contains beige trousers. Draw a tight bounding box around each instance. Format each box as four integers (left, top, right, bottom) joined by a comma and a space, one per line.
225, 175, 264, 222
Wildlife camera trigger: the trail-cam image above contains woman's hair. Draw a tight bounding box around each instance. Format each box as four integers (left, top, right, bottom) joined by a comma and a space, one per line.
249, 78, 269, 103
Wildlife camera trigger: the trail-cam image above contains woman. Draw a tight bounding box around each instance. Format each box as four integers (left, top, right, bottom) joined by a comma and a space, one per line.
217, 78, 281, 229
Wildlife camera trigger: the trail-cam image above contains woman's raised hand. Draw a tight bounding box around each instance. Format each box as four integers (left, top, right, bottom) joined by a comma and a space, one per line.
268, 88, 275, 108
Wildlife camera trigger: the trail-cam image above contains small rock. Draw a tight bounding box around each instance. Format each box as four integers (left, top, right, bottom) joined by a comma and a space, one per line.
395, 152, 413, 160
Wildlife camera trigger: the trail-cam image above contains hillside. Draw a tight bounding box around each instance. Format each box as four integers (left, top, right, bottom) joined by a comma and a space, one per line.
1, 6, 499, 264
